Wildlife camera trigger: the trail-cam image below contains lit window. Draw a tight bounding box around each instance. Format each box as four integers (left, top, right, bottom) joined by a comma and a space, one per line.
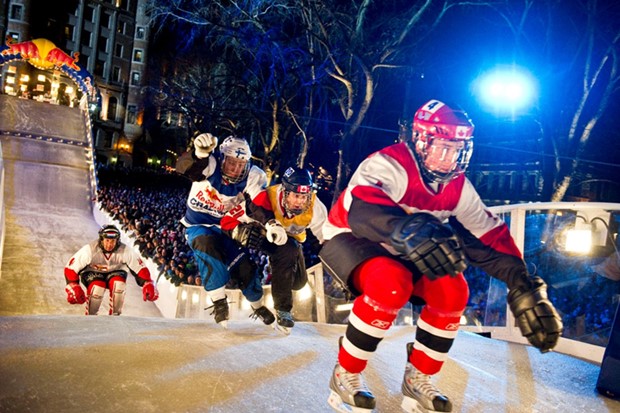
133, 49, 143, 63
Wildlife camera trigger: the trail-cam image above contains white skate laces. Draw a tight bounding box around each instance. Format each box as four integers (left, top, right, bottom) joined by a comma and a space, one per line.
328, 364, 376, 412
338, 365, 371, 394
402, 363, 452, 413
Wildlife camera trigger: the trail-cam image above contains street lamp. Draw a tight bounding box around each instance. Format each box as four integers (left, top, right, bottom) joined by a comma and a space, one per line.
472, 65, 538, 116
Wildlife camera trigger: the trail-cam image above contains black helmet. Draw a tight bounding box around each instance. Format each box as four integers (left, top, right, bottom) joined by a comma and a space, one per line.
98, 225, 121, 252
281, 167, 313, 215
282, 167, 313, 193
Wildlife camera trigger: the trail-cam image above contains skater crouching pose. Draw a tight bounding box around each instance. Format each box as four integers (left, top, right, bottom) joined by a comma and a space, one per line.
221, 166, 328, 334
320, 99, 563, 413
64, 224, 158, 315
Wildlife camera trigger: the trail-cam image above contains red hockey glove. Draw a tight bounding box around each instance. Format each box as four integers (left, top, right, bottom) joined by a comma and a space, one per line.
142, 281, 159, 301
65, 282, 86, 304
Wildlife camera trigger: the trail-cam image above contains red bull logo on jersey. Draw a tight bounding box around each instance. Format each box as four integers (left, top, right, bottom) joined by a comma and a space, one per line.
202, 186, 223, 203
191, 186, 227, 217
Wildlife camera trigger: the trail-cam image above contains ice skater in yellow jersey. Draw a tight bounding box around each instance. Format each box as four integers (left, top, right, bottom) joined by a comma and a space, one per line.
221, 167, 328, 334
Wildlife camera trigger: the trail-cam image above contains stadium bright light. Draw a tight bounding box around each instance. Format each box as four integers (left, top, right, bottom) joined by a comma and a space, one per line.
473, 66, 537, 114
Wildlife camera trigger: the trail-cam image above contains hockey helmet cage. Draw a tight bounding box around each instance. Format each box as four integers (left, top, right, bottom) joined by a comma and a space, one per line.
219, 136, 252, 184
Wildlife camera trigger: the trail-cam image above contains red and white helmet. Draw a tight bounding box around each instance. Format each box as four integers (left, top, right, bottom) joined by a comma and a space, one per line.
412, 99, 474, 183
219, 136, 252, 184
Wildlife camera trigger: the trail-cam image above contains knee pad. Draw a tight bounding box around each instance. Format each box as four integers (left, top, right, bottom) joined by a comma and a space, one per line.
354, 256, 413, 310
423, 274, 469, 313
292, 248, 308, 290
109, 279, 126, 316
86, 282, 106, 315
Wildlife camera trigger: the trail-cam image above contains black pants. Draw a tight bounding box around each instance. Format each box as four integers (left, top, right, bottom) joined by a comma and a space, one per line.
265, 239, 307, 312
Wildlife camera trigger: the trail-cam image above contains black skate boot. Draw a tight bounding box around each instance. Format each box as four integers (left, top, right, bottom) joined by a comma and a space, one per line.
328, 363, 376, 412
401, 342, 452, 413
208, 297, 230, 328
275, 310, 295, 335
250, 305, 275, 325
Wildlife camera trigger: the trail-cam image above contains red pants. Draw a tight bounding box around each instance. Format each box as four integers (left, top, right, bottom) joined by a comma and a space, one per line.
339, 256, 469, 375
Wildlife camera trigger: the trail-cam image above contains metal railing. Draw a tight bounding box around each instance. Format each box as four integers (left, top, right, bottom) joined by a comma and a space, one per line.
95, 201, 620, 364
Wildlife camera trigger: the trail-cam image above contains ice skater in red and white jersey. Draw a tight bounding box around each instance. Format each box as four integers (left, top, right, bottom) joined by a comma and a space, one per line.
64, 224, 158, 315
320, 99, 563, 413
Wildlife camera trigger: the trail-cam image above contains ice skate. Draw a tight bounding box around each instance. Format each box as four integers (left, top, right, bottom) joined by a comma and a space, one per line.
328, 363, 376, 413
207, 297, 230, 328
274, 310, 294, 335
249, 305, 275, 325
401, 342, 452, 413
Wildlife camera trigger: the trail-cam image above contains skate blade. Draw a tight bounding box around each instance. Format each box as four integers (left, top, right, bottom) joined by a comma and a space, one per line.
401, 396, 431, 413
328, 390, 374, 413
217, 320, 229, 329
274, 323, 292, 336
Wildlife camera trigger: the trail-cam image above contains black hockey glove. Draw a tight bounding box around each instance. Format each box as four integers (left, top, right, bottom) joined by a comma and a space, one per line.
231, 222, 266, 250
390, 213, 467, 280
507, 276, 563, 353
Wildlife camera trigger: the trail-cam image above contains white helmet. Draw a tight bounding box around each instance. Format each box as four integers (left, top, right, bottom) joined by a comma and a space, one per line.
219, 136, 252, 184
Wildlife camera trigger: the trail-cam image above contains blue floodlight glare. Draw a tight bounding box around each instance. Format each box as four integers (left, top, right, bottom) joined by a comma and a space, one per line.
474, 66, 537, 114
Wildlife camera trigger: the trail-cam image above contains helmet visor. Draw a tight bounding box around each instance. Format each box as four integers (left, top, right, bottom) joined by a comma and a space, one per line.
424, 138, 466, 173
417, 136, 473, 183
283, 191, 311, 215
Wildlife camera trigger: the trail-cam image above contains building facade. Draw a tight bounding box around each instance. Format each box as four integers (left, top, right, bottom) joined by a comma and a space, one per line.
0, 0, 150, 167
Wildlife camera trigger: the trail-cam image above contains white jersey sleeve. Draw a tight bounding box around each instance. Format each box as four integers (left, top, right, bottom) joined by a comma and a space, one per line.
453, 178, 504, 238
245, 166, 268, 199
308, 197, 329, 243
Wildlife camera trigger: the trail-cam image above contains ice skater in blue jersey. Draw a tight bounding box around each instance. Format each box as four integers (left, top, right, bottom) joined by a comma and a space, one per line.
176, 133, 279, 328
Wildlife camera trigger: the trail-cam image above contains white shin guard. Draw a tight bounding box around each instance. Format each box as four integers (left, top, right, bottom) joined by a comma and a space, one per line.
109, 281, 126, 316
86, 284, 106, 315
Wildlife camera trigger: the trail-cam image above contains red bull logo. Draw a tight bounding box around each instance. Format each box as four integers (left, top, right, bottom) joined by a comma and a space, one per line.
1, 37, 80, 71
202, 186, 222, 203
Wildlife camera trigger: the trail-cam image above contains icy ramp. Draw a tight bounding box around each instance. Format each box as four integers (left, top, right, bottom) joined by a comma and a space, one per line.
0, 316, 615, 413
0, 95, 86, 139
0, 95, 160, 317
